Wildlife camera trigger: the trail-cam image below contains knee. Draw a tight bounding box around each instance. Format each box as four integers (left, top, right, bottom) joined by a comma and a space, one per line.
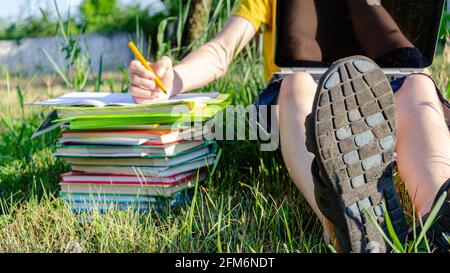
279, 72, 316, 106
395, 74, 439, 104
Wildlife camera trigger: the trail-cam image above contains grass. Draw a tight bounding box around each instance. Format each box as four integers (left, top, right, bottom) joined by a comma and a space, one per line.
0, 1, 448, 253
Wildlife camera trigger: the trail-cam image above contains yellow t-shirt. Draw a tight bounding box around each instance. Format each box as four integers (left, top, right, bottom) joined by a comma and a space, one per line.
234, 0, 278, 82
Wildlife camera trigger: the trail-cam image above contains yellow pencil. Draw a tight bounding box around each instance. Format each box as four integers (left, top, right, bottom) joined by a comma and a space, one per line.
128, 41, 167, 94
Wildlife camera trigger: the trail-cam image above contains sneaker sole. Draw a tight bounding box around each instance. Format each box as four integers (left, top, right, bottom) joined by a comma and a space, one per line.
309, 56, 407, 252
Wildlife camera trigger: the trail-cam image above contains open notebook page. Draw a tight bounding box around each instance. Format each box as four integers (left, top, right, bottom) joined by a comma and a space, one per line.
27, 92, 220, 107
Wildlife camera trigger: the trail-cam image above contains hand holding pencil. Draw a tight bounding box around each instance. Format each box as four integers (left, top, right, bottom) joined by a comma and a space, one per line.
128, 41, 175, 104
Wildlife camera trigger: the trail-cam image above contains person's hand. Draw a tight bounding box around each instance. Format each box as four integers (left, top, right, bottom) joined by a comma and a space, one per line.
128, 56, 174, 104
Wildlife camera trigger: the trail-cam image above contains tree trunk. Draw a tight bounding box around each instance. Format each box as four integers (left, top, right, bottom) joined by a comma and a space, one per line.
182, 0, 212, 48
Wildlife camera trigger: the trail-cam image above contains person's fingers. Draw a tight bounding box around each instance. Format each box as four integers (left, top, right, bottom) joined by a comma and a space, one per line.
134, 97, 154, 104
149, 89, 169, 100
128, 60, 155, 79
130, 74, 156, 90
129, 85, 154, 99
130, 84, 168, 100
129, 57, 172, 104
152, 56, 172, 77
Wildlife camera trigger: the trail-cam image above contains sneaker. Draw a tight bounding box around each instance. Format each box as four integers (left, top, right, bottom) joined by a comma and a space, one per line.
305, 55, 408, 253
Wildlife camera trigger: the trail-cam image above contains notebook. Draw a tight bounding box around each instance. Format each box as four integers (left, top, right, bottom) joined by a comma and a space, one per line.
70, 156, 216, 177
27, 92, 223, 107
59, 125, 207, 146
67, 202, 155, 212
59, 188, 195, 201
60, 170, 202, 185
62, 145, 214, 167
62, 123, 193, 131
60, 193, 157, 203
54, 93, 230, 119
59, 180, 195, 197
54, 140, 206, 157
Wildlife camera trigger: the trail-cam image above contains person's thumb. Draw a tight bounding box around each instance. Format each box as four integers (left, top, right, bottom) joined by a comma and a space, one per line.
153, 56, 173, 78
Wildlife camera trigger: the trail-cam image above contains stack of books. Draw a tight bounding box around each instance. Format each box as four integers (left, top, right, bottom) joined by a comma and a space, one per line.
29, 92, 230, 212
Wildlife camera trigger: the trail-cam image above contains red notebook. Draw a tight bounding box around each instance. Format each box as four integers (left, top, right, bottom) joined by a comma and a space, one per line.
60, 170, 204, 185
60, 126, 205, 145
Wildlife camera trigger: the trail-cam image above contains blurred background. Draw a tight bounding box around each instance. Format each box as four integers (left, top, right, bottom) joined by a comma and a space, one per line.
0, 0, 243, 98
0, 0, 254, 77
0, 0, 186, 75
0, 0, 448, 76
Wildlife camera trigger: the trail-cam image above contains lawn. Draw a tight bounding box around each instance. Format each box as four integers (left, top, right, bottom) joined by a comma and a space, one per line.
0, 2, 448, 253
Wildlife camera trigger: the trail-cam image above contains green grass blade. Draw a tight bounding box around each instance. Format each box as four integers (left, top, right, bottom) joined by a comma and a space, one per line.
68, 25, 85, 66
216, 196, 224, 253
362, 207, 400, 253
96, 53, 104, 92
42, 48, 72, 88
408, 205, 417, 253
209, 148, 222, 178
415, 191, 447, 250
78, 65, 91, 91
327, 245, 338, 253
187, 170, 201, 239
280, 206, 293, 252
53, 0, 68, 42
383, 202, 405, 252
5, 68, 11, 97
156, 17, 176, 59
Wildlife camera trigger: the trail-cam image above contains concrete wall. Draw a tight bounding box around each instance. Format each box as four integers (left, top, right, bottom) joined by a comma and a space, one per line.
0, 32, 135, 74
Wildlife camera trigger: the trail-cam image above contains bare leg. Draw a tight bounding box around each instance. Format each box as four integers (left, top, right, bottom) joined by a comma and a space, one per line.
277, 72, 325, 222
276, 72, 354, 246
395, 74, 450, 217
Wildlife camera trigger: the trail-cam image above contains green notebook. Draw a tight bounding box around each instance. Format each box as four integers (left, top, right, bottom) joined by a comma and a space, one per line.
54, 141, 217, 159
63, 105, 225, 130
56, 94, 231, 119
